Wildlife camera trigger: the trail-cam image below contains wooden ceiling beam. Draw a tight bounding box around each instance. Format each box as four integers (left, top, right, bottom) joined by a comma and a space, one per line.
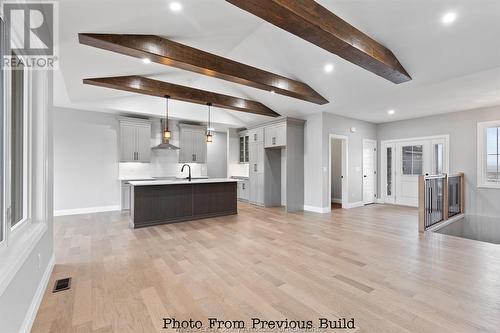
226, 0, 411, 84
78, 33, 328, 104
83, 75, 280, 118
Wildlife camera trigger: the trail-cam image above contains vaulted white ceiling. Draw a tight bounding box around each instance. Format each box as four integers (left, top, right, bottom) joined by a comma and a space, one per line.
55, 0, 500, 126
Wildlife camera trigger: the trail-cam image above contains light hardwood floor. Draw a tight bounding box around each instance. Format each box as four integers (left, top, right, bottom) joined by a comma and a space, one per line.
32, 203, 500, 332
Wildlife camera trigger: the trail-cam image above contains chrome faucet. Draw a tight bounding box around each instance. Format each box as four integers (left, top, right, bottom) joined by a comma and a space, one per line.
181, 164, 191, 181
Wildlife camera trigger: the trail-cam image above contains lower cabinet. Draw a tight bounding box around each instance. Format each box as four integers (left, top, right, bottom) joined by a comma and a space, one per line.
121, 183, 131, 211
249, 173, 264, 206
237, 180, 249, 201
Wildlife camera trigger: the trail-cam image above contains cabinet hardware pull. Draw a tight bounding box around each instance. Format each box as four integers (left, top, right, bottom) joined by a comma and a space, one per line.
254, 164, 257, 172
272, 137, 276, 145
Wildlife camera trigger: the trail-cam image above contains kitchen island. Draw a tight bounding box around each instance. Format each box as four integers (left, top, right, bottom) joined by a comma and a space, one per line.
128, 178, 238, 229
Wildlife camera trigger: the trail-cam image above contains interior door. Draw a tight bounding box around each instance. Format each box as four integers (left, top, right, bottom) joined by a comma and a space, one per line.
363, 140, 377, 204
395, 141, 429, 206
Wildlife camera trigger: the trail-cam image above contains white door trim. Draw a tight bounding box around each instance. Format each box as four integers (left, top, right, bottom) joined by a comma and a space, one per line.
380, 134, 450, 205
328, 134, 349, 211
362, 139, 377, 205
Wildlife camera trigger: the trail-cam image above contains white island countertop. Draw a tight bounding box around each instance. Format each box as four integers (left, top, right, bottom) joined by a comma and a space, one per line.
128, 178, 239, 186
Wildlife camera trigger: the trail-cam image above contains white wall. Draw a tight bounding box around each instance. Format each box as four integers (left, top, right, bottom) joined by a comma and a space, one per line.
53, 108, 121, 214
304, 112, 377, 211
207, 131, 227, 178
377, 105, 500, 217
0, 68, 53, 332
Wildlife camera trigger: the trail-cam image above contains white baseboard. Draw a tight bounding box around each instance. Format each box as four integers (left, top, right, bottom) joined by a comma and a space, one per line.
303, 205, 331, 214
19, 255, 55, 333
331, 198, 342, 204
54, 205, 120, 217
345, 201, 364, 209
375, 198, 385, 204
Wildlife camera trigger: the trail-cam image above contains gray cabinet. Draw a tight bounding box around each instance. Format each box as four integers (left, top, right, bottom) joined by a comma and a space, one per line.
249, 141, 264, 206
239, 131, 249, 163
246, 117, 305, 212
248, 127, 264, 143
121, 183, 131, 211
264, 123, 286, 148
179, 124, 207, 163
237, 180, 249, 201
119, 118, 151, 163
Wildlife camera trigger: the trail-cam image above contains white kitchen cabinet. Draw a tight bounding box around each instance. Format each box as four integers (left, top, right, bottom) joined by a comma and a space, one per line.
119, 118, 151, 163
264, 123, 286, 148
121, 183, 131, 211
179, 124, 207, 163
239, 131, 249, 163
249, 174, 264, 205
249, 139, 264, 206
237, 180, 249, 201
246, 117, 305, 212
248, 127, 264, 143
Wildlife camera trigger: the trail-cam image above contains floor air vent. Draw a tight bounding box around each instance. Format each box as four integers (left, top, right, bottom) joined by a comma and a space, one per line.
53, 277, 72, 293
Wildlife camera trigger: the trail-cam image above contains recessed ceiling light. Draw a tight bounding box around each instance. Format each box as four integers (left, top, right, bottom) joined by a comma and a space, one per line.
142, 58, 151, 64
169, 2, 182, 12
387, 109, 395, 115
324, 63, 334, 73
441, 12, 457, 25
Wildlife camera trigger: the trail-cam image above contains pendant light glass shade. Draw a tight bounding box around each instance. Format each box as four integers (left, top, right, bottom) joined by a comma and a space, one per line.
206, 102, 213, 143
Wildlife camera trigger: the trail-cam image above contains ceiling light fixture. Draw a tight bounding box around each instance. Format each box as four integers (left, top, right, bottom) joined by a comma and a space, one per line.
206, 102, 213, 143
441, 12, 457, 25
142, 58, 151, 64
388, 109, 395, 115
169, 2, 183, 12
324, 63, 334, 73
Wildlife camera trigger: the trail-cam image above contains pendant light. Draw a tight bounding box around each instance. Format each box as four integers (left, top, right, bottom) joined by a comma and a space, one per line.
163, 95, 171, 140
206, 102, 213, 143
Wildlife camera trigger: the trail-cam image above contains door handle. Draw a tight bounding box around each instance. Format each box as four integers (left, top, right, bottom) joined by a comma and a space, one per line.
254, 133, 257, 141
254, 164, 257, 172
272, 137, 276, 145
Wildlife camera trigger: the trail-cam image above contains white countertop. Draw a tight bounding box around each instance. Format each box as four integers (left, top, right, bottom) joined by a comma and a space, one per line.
129, 178, 238, 186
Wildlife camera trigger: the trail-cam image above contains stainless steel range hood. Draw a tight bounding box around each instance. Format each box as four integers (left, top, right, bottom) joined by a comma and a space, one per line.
153, 119, 179, 150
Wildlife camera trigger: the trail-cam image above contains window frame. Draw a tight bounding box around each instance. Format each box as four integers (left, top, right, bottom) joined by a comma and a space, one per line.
402, 145, 424, 176
477, 120, 500, 189
9, 56, 31, 232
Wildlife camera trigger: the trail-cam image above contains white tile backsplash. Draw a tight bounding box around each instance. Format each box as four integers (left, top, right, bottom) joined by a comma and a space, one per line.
119, 149, 208, 180
228, 163, 249, 178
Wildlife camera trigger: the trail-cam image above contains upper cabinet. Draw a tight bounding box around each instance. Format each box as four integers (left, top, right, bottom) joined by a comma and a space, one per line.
119, 118, 151, 163
179, 124, 207, 164
239, 131, 249, 163
264, 123, 286, 148
248, 127, 264, 143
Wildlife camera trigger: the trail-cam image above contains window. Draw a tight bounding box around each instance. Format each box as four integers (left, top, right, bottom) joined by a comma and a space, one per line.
10, 53, 29, 229
386, 147, 392, 196
478, 121, 500, 188
402, 145, 423, 175
0, 19, 4, 244
434, 143, 444, 174
486, 127, 499, 182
